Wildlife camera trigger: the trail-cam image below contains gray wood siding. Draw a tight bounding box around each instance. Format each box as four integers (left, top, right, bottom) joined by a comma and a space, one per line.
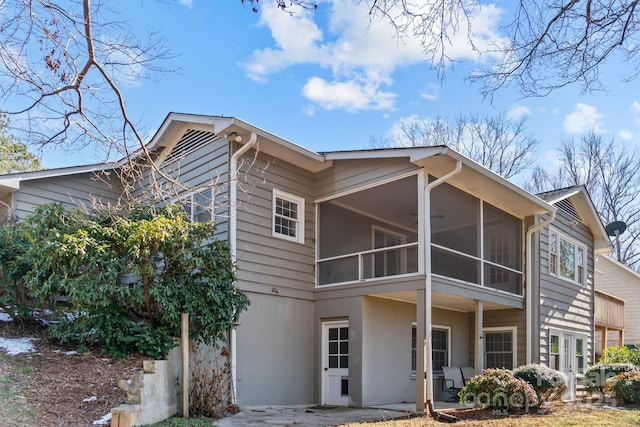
595, 256, 640, 345
235, 149, 315, 297
537, 209, 595, 364
131, 131, 230, 241
315, 158, 420, 199
13, 172, 121, 220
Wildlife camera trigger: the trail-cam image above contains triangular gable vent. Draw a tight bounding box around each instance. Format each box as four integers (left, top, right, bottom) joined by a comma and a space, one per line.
556, 198, 582, 222
163, 129, 217, 165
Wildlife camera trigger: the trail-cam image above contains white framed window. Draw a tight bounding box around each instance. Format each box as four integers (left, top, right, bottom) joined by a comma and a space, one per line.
484, 326, 517, 370
181, 188, 213, 223
272, 189, 305, 244
549, 229, 587, 285
411, 324, 450, 375
549, 333, 560, 370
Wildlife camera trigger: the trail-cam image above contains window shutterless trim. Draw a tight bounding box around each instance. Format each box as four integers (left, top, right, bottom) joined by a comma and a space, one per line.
272, 188, 305, 244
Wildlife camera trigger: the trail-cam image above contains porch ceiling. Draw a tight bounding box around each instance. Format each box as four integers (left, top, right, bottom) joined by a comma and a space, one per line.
371, 290, 514, 312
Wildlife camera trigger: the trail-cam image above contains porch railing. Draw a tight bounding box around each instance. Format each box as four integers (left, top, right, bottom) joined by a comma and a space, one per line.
316, 242, 523, 296
317, 243, 419, 286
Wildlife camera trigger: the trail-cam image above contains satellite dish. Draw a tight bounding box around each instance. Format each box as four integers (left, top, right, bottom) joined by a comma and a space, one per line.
605, 221, 627, 237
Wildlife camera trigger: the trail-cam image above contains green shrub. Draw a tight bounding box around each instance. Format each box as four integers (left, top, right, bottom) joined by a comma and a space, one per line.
459, 368, 538, 411
12, 203, 249, 359
605, 370, 640, 404
584, 363, 638, 396
602, 346, 640, 366
513, 363, 567, 405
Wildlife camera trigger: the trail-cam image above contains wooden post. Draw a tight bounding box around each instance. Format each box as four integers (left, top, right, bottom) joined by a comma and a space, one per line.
181, 313, 189, 418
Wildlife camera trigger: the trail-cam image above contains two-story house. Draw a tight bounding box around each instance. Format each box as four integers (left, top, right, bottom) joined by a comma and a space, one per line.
0, 113, 611, 412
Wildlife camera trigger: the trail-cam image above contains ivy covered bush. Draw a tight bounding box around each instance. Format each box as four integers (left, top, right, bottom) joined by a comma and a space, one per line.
605, 370, 640, 404
0, 203, 250, 359
584, 363, 638, 396
459, 368, 538, 411
513, 363, 567, 406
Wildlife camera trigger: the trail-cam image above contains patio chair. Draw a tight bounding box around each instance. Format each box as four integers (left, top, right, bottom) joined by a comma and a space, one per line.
461, 366, 476, 385
441, 366, 465, 402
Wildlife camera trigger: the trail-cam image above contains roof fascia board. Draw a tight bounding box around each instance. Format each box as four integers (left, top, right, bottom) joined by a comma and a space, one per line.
322, 146, 445, 161
438, 148, 555, 214
226, 118, 327, 164
0, 163, 117, 185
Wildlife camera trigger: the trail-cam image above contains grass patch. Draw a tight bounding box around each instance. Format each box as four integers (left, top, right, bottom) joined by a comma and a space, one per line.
0, 356, 35, 427
338, 406, 640, 426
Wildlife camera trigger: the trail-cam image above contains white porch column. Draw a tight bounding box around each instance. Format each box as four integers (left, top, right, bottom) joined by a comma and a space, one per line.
475, 300, 484, 373
416, 289, 426, 413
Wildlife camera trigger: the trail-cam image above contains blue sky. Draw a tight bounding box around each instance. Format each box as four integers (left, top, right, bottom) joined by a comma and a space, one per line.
42, 1, 640, 185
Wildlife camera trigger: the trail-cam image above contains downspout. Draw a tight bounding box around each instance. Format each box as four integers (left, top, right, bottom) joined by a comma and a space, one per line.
229, 131, 258, 404
424, 159, 462, 409
525, 210, 555, 364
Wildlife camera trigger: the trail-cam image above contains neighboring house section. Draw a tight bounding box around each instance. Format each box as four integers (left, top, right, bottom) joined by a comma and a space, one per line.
0, 113, 614, 413
595, 255, 640, 348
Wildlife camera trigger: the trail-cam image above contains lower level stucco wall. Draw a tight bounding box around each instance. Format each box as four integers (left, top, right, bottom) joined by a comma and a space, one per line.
361, 297, 415, 406
236, 292, 314, 405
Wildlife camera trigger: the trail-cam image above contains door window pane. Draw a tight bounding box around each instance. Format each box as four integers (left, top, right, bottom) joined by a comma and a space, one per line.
550, 335, 560, 370
328, 326, 349, 369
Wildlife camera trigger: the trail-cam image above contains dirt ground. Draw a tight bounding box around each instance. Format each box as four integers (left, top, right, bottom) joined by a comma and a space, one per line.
0, 320, 146, 427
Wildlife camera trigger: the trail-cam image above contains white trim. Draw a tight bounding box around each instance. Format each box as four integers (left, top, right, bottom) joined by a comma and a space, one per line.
411, 323, 451, 376
321, 320, 350, 406
548, 227, 588, 286
483, 326, 517, 369
272, 188, 305, 244
177, 187, 215, 223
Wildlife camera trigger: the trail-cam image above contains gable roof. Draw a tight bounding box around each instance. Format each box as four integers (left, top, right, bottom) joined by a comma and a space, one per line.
538, 185, 611, 254
324, 146, 554, 220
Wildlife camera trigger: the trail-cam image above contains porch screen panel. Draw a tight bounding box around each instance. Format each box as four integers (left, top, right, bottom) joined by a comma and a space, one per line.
431, 246, 480, 283
430, 181, 479, 257
483, 203, 523, 295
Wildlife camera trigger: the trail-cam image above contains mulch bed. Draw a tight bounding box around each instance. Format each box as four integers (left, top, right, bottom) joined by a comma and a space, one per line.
1, 320, 146, 427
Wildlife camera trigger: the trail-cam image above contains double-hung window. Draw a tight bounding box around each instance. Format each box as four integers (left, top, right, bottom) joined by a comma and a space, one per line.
411, 325, 450, 375
272, 189, 305, 244
484, 327, 516, 370
549, 230, 586, 285
182, 188, 213, 223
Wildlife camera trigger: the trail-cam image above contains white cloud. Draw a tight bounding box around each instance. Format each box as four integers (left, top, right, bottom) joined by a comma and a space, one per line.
563, 103, 603, 134
420, 83, 440, 101
507, 104, 531, 121
244, 0, 506, 112
619, 129, 634, 141
179, 0, 192, 7
303, 76, 396, 111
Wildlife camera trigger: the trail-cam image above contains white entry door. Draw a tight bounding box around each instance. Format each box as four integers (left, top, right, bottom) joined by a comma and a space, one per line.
562, 335, 576, 401
322, 321, 349, 406
550, 330, 585, 401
